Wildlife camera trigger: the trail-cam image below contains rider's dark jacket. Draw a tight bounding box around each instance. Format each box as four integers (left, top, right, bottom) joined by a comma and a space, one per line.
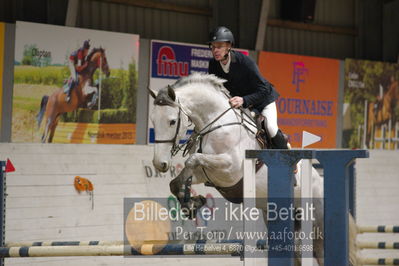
69, 48, 88, 73
208, 50, 279, 113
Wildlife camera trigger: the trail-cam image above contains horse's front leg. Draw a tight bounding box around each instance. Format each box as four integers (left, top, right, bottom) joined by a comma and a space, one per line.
169, 166, 206, 219
185, 152, 233, 171
171, 152, 233, 198
84, 84, 98, 109
169, 167, 193, 199
170, 152, 235, 219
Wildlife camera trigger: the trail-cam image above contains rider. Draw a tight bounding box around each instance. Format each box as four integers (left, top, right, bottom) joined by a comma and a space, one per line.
207, 26, 289, 149
66, 40, 91, 102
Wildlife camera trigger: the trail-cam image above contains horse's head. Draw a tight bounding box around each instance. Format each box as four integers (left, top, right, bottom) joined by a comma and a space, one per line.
88, 48, 110, 77
149, 85, 190, 172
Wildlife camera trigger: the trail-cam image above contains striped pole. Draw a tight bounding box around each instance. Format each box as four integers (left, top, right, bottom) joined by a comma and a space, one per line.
357, 241, 399, 249
359, 258, 399, 265
0, 243, 244, 257
5, 239, 243, 248
0, 245, 124, 257
358, 225, 399, 233
5, 240, 124, 247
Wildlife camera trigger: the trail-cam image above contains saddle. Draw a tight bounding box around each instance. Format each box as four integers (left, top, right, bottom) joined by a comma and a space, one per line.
254, 114, 271, 149
254, 113, 290, 149
253, 113, 293, 172
253, 114, 270, 172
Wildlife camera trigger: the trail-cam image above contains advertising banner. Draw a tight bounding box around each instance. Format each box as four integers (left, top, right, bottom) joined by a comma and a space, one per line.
0, 23, 4, 132
258, 51, 340, 148
12, 21, 139, 143
148, 40, 248, 143
343, 59, 399, 149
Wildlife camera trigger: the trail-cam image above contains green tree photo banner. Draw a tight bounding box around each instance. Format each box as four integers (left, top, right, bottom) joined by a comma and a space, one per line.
12, 21, 139, 144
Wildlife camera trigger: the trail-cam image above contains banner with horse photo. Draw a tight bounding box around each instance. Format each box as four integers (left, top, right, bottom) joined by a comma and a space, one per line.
12, 21, 139, 144
343, 59, 399, 150
258, 52, 340, 148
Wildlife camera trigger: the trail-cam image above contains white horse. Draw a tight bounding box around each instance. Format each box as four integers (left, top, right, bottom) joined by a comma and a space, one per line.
149, 73, 324, 264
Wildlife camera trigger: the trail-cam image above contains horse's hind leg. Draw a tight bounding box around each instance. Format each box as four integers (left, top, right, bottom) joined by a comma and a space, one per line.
48, 116, 60, 143
42, 118, 52, 143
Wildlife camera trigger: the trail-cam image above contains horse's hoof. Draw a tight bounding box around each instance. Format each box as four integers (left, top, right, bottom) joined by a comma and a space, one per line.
180, 195, 207, 220
192, 195, 207, 209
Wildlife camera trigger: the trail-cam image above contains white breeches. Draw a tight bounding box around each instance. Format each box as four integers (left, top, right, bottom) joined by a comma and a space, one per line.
68, 61, 77, 82
261, 101, 279, 138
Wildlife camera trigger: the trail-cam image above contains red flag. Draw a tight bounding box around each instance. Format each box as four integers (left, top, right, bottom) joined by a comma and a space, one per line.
6, 159, 15, 173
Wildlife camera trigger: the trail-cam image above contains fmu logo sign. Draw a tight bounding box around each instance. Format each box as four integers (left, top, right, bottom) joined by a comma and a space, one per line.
151, 41, 212, 80
156, 46, 189, 77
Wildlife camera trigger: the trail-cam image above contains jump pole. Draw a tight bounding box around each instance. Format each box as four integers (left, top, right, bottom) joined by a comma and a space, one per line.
5, 239, 244, 248
0, 243, 244, 257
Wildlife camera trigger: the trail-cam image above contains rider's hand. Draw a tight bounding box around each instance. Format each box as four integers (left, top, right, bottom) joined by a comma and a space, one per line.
229, 96, 244, 108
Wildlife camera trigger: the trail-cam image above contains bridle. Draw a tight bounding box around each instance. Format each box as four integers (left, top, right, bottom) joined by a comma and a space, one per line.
154, 97, 257, 157
154, 103, 183, 156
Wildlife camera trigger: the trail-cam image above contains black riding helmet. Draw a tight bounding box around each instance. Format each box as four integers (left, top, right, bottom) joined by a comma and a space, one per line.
208, 26, 234, 46
83, 40, 90, 49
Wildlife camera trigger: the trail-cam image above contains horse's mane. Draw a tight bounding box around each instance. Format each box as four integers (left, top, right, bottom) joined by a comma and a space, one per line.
154, 73, 230, 107
172, 73, 230, 96
86, 47, 104, 61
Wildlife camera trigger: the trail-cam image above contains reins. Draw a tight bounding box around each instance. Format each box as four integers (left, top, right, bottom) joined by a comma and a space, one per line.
153, 88, 261, 158
180, 104, 259, 157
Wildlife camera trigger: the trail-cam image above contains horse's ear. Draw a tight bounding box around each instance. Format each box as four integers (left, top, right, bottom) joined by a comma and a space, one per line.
147, 87, 157, 99
167, 85, 176, 102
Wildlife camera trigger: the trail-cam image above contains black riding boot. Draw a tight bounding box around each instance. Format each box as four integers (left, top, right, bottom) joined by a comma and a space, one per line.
271, 129, 289, 149
66, 90, 71, 102
65, 80, 75, 102
272, 129, 297, 174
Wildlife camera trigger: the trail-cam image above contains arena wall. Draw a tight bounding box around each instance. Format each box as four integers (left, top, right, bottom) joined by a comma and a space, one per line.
0, 143, 237, 266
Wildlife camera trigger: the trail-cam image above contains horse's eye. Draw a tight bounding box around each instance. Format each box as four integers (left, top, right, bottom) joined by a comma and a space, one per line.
170, 120, 176, 126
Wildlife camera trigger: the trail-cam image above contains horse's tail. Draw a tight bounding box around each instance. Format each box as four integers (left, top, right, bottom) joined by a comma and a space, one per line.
36, 95, 49, 128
